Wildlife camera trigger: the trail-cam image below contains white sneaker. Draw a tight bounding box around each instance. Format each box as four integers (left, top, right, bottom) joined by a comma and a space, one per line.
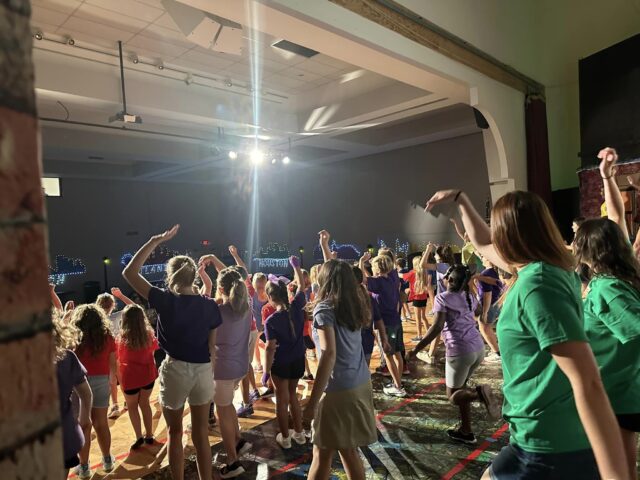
290, 430, 306, 445
416, 351, 436, 365
76, 464, 91, 479
383, 385, 407, 397
485, 352, 501, 363
276, 432, 291, 449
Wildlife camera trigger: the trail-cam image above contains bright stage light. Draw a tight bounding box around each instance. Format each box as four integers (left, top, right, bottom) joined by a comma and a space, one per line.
250, 149, 264, 165
228, 150, 238, 160
282, 156, 291, 165
271, 157, 277, 164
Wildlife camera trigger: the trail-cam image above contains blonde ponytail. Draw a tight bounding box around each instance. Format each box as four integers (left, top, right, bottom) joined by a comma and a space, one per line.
166, 256, 197, 293
218, 267, 249, 314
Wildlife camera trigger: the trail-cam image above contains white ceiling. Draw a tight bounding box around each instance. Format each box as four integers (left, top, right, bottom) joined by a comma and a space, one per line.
31, 0, 357, 95
30, 0, 480, 183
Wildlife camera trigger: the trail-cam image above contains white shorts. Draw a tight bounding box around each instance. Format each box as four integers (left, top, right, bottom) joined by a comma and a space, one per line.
158, 357, 214, 410
213, 378, 242, 407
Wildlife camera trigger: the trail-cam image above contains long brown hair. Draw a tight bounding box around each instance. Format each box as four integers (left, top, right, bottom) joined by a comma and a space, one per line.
166, 255, 197, 293
73, 304, 113, 357
574, 218, 640, 292
119, 304, 154, 350
491, 191, 574, 271
217, 267, 249, 314
310, 260, 371, 331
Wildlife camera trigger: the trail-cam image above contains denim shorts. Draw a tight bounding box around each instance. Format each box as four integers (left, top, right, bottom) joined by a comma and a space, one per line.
489, 443, 599, 479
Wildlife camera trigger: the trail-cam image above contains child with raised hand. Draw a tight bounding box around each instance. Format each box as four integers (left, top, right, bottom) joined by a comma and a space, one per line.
401, 253, 431, 342
360, 251, 406, 397
72, 304, 117, 478
407, 264, 500, 444
209, 266, 253, 477
263, 255, 307, 449
303, 259, 377, 479
573, 146, 640, 479
116, 304, 158, 450
95, 292, 124, 419
123, 225, 221, 480
425, 189, 629, 480
53, 313, 93, 478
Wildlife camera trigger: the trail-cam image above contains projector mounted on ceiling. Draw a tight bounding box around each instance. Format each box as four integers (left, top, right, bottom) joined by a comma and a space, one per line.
109, 40, 142, 124
161, 0, 243, 55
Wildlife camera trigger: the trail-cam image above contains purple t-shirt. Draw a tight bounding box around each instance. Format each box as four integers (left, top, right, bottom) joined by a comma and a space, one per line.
214, 304, 250, 380
366, 271, 401, 327
478, 267, 503, 306
435, 263, 451, 295
265, 291, 307, 365
148, 287, 222, 363
57, 350, 86, 461
251, 292, 268, 332
433, 290, 484, 356
362, 293, 382, 355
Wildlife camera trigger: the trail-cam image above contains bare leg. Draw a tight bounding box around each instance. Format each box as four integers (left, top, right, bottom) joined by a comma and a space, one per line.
308, 445, 335, 480
162, 406, 186, 480
384, 353, 402, 389
139, 388, 154, 438
216, 404, 240, 464
448, 387, 478, 434
240, 375, 250, 405
190, 403, 213, 480
620, 428, 638, 480
414, 306, 422, 337
478, 321, 499, 353
110, 382, 118, 408
338, 448, 365, 480
92, 407, 112, 457
272, 376, 291, 437
124, 392, 142, 439
287, 380, 303, 434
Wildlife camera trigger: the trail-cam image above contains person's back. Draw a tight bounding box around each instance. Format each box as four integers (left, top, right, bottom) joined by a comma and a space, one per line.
265, 291, 306, 365
215, 304, 251, 380
436, 290, 483, 356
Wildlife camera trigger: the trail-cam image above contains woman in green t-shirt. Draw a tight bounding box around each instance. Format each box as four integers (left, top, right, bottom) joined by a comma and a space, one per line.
573, 146, 640, 479
425, 189, 629, 480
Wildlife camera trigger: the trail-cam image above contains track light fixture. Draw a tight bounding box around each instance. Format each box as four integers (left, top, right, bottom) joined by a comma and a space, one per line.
64, 35, 75, 45
130, 53, 139, 64
228, 150, 238, 160
157, 60, 165, 70
34, 31, 43, 40
282, 156, 291, 165
224, 78, 233, 88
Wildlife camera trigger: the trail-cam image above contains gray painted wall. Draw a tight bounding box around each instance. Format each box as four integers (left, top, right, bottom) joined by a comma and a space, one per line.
46, 133, 489, 298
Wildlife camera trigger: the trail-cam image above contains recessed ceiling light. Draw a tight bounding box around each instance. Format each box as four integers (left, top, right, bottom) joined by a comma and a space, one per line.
282, 156, 291, 165
228, 150, 238, 160
34, 31, 43, 40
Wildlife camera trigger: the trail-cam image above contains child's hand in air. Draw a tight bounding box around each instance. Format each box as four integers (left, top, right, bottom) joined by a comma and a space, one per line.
289, 256, 301, 269
150, 224, 179, 244
228, 245, 238, 256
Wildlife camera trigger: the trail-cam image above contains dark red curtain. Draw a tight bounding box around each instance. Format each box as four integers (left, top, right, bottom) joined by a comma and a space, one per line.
525, 95, 552, 206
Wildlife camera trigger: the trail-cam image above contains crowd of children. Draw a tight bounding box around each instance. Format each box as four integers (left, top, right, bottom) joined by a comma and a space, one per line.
50, 145, 639, 479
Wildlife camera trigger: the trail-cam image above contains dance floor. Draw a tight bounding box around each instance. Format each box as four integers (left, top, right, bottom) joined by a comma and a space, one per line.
68, 318, 508, 479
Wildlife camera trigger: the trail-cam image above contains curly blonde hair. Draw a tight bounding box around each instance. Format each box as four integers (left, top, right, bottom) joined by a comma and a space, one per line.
52, 311, 81, 362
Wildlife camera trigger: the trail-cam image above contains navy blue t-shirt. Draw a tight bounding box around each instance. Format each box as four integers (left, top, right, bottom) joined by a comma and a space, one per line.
148, 287, 222, 363
265, 291, 307, 366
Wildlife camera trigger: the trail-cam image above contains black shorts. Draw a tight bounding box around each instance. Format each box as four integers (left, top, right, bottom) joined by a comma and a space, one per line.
617, 412, 640, 432
304, 335, 315, 350
65, 455, 80, 469
412, 299, 428, 308
123, 380, 155, 396
271, 357, 305, 380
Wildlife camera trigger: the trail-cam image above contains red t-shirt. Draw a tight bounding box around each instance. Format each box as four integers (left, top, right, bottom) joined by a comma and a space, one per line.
403, 270, 429, 301
76, 336, 116, 376
116, 335, 159, 391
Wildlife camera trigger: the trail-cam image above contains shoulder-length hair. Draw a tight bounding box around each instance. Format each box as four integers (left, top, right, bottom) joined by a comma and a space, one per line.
309, 260, 371, 331
491, 190, 574, 271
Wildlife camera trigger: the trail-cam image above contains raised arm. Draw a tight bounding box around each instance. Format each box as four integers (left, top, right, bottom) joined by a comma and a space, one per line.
111, 287, 134, 306
421, 242, 436, 270
50, 284, 63, 312
599, 147, 628, 241
450, 217, 466, 242
198, 253, 226, 273
198, 265, 213, 297
359, 252, 372, 279
123, 225, 180, 299
228, 245, 249, 273
318, 230, 334, 262
426, 190, 508, 271
289, 256, 304, 296
550, 341, 629, 480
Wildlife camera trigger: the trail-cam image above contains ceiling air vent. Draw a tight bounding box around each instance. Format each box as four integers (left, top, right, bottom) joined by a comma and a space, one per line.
271, 39, 319, 58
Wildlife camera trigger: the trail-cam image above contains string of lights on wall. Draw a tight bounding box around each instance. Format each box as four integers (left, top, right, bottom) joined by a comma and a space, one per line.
252, 242, 291, 269
378, 238, 410, 257
48, 255, 87, 286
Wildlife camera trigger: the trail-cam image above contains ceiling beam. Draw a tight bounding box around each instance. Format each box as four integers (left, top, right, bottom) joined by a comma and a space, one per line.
328, 0, 544, 95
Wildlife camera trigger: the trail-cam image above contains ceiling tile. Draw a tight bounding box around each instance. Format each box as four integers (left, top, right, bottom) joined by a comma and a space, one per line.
170, 58, 229, 77
60, 16, 136, 43
297, 59, 342, 77
262, 73, 306, 90
223, 62, 252, 78
30, 21, 60, 35
53, 27, 121, 49
86, 0, 164, 23
280, 66, 321, 83
313, 54, 353, 70
74, 4, 149, 34
32, 0, 82, 15
181, 48, 235, 66
126, 34, 189, 58
135, 0, 164, 8
153, 12, 181, 32
31, 5, 71, 27
138, 23, 194, 48
254, 57, 288, 74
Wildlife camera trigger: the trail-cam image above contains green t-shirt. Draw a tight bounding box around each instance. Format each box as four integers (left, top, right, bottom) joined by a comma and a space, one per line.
497, 262, 590, 453
584, 275, 640, 414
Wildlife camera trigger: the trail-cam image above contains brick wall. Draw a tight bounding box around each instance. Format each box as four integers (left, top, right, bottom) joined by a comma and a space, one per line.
0, 1, 63, 477
579, 161, 640, 220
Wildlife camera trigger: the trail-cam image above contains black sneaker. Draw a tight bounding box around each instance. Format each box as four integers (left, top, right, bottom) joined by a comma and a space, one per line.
144, 436, 155, 445
220, 461, 245, 478
447, 428, 477, 445
261, 387, 275, 398
130, 437, 144, 450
